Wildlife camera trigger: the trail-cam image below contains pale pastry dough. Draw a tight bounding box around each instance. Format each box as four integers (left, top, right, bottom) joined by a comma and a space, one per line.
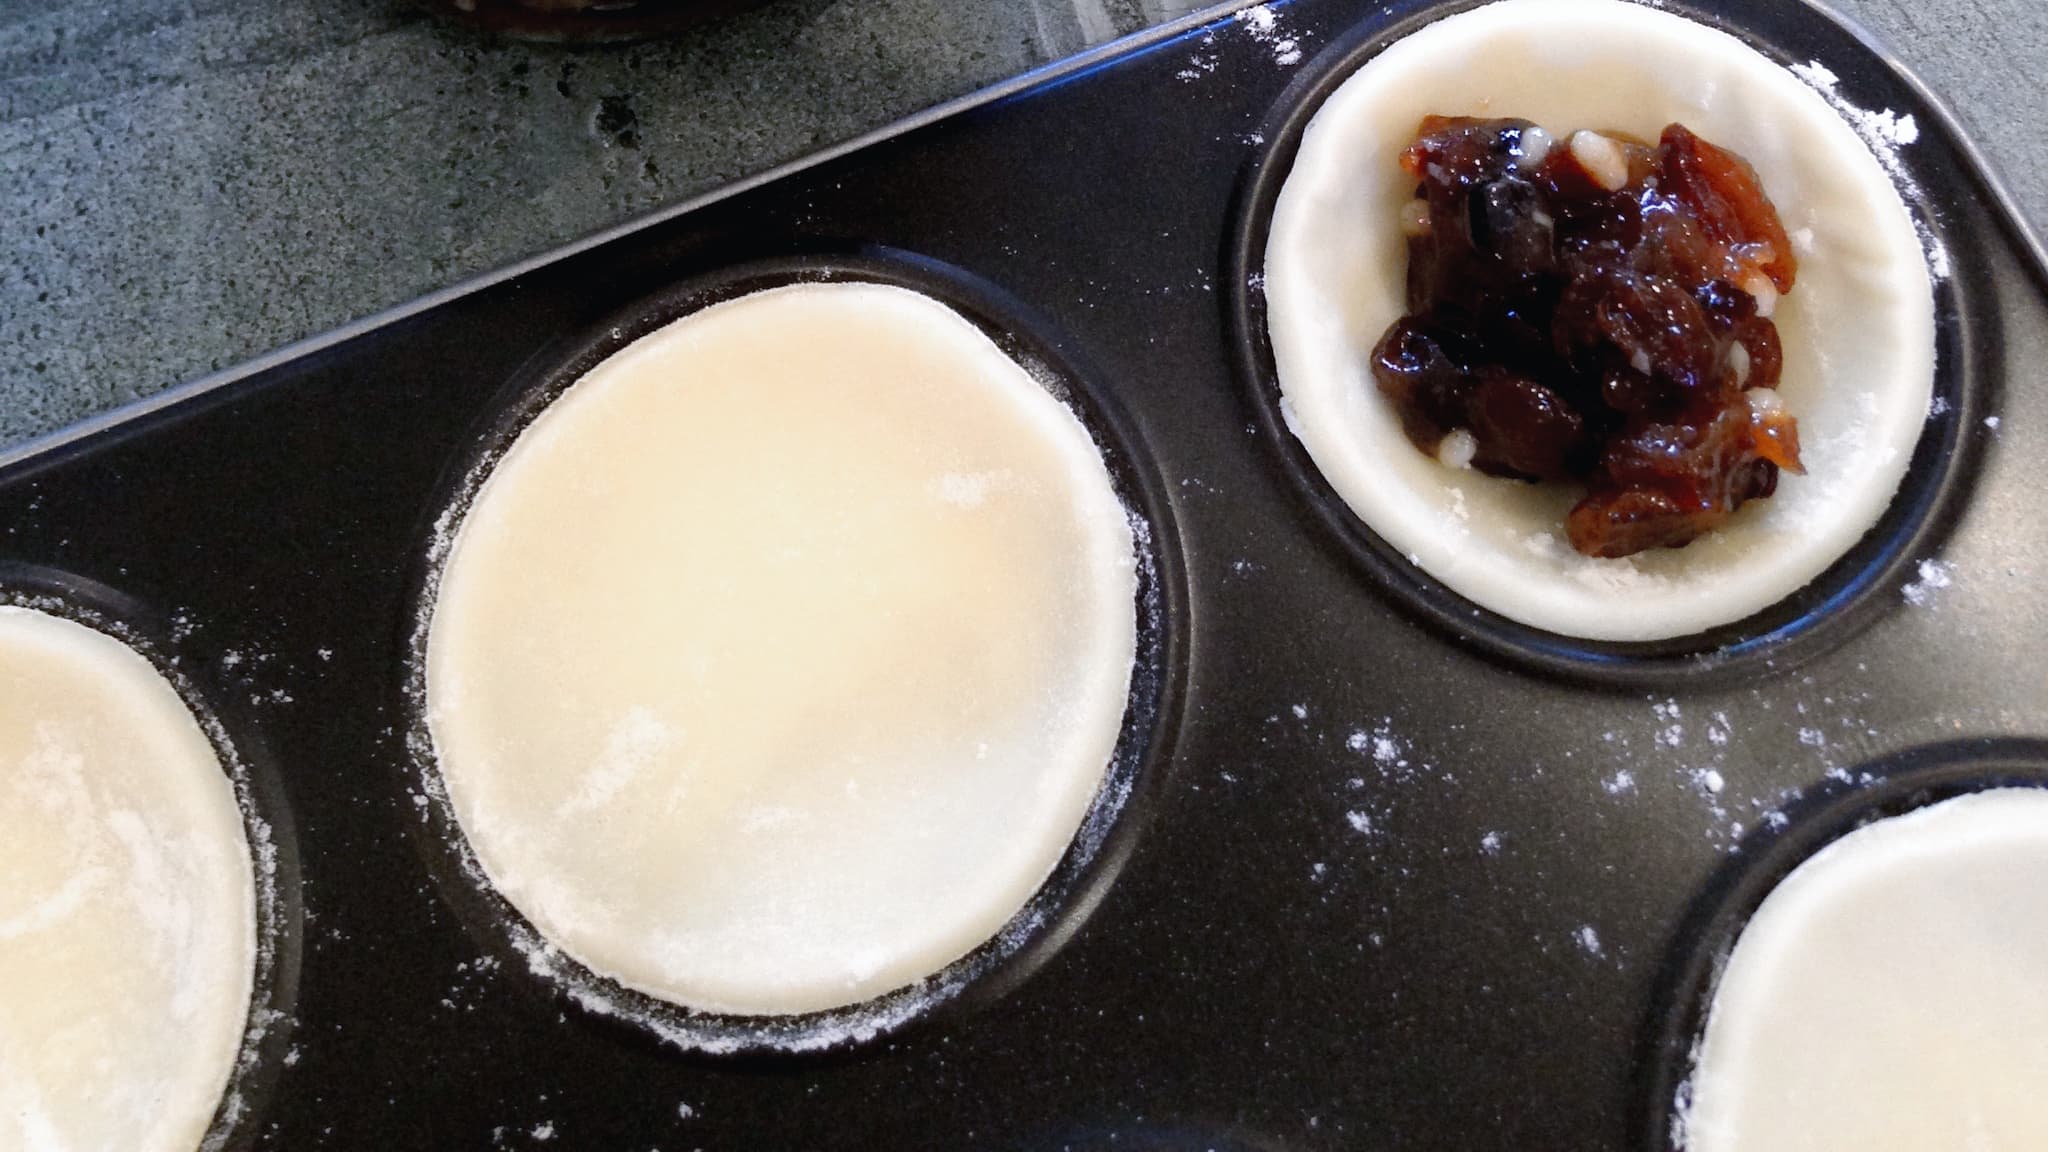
1265, 0, 1936, 641
0, 606, 255, 1152
426, 282, 1138, 1017
1685, 789, 2048, 1151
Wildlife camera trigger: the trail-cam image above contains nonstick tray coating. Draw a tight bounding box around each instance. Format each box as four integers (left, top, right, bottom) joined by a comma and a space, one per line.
2, 1, 2045, 1148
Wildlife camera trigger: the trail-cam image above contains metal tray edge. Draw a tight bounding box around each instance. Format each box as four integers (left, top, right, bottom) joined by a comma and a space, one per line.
0, 0, 1262, 475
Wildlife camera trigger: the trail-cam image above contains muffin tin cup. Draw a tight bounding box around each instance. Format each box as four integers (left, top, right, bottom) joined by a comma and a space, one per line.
0, 0, 2042, 1145
0, 563, 304, 1152
1636, 740, 2048, 1151
1224, 0, 1997, 689
399, 249, 1190, 1056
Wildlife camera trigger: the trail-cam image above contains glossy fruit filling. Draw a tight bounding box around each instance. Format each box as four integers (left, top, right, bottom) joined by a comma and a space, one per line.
1371, 116, 1803, 558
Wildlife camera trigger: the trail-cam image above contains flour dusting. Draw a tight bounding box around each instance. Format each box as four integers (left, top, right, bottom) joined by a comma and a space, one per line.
1176, 31, 1219, 82
1574, 926, 1604, 957
1237, 4, 1304, 66
556, 706, 674, 819
1788, 60, 1948, 280
933, 471, 1005, 508
1901, 558, 1955, 607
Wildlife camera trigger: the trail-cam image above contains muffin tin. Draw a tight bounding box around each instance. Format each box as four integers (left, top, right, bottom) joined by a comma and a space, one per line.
1, 0, 2044, 1147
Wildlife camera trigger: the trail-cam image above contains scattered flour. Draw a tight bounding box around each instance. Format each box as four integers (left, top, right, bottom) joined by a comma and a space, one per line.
1705, 712, 1732, 747
1479, 831, 1503, 856
1788, 60, 1949, 280
1900, 558, 1956, 607
1791, 62, 1919, 150
1346, 721, 1419, 782
1589, 693, 1863, 853
1179, 6, 1306, 80
555, 706, 673, 819
1176, 32, 1220, 82
1318, 717, 1451, 867
1237, 4, 1304, 66
933, 471, 1003, 508
1574, 926, 1604, 957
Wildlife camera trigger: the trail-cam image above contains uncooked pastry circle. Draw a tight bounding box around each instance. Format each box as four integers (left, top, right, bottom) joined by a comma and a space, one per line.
1685, 789, 2048, 1149
0, 606, 255, 1152
425, 281, 1140, 1017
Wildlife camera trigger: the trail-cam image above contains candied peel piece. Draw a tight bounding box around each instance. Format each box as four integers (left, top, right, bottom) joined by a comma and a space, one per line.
1658, 123, 1799, 293
1368, 115, 1805, 559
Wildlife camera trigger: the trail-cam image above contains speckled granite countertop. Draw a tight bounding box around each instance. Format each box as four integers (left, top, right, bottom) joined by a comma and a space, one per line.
3, 0, 2042, 448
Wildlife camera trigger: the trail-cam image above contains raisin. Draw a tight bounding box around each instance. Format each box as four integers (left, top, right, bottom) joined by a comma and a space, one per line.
1470, 177, 1556, 272
1593, 272, 1718, 399
1465, 367, 1587, 481
1692, 278, 1757, 334
1567, 487, 1710, 558
1371, 317, 1471, 447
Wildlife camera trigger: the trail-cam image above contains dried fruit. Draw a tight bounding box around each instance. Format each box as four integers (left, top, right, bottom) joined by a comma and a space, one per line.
1369, 116, 1803, 558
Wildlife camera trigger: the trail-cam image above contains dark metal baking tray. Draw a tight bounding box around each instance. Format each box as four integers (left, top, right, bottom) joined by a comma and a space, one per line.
3, 0, 2045, 1147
